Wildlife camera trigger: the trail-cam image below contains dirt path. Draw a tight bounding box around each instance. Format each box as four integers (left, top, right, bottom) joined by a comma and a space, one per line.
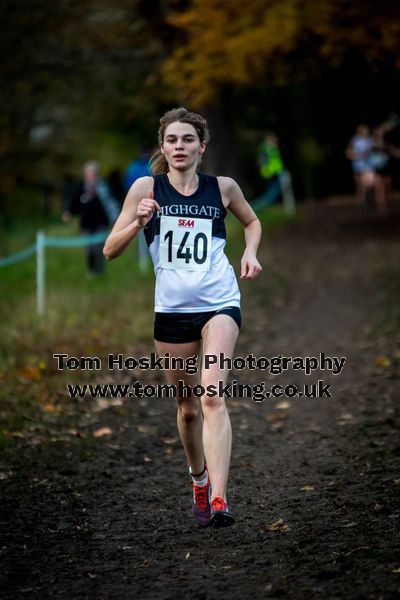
2, 200, 400, 599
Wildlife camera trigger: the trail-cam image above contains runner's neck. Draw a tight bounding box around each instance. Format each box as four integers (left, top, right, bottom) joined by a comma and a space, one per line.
167, 170, 199, 196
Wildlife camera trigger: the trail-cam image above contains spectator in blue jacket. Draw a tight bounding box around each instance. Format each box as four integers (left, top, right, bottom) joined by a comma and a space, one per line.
123, 148, 151, 192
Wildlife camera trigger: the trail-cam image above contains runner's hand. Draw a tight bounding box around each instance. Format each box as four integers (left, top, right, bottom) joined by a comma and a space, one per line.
240, 250, 262, 280
136, 190, 160, 228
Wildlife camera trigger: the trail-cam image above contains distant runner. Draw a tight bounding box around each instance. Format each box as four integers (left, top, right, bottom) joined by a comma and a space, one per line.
346, 124, 375, 206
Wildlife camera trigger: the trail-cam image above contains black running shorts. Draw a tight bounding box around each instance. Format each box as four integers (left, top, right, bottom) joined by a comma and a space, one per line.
154, 306, 241, 343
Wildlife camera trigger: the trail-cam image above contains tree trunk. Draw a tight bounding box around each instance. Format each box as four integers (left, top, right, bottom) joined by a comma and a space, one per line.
202, 86, 239, 179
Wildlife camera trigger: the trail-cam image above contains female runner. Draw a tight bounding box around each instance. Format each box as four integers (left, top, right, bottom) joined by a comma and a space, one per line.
104, 107, 262, 527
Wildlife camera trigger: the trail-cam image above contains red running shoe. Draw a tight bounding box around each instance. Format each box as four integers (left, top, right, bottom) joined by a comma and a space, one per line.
210, 496, 235, 528
192, 478, 211, 527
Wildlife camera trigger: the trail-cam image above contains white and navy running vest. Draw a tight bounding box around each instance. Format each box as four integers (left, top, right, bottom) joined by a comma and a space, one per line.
144, 173, 241, 313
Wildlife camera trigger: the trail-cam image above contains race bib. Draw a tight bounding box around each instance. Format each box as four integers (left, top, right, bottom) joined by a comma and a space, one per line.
159, 215, 212, 271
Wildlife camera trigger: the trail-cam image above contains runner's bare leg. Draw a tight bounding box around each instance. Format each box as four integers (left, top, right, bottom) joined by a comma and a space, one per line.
155, 340, 204, 475
200, 315, 239, 502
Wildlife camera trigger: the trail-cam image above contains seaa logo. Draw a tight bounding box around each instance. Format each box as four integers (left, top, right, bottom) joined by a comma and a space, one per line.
178, 219, 195, 228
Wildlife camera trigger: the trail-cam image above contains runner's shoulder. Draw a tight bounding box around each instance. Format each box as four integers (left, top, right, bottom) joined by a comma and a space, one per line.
129, 175, 154, 193
217, 176, 242, 203
126, 176, 154, 200
217, 176, 237, 191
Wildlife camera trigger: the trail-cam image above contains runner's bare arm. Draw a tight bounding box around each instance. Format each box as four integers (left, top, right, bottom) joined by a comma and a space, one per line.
218, 177, 262, 280
103, 176, 160, 260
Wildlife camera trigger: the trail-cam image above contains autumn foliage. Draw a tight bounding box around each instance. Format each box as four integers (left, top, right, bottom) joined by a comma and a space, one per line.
163, 0, 400, 107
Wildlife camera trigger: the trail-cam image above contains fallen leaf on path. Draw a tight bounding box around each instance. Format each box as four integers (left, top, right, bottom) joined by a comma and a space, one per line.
42, 402, 61, 414
162, 437, 179, 445
263, 518, 290, 532
20, 366, 41, 381
306, 425, 321, 433
340, 413, 353, 420
93, 427, 112, 437
94, 398, 123, 411
267, 412, 290, 422
375, 356, 392, 367
185, 552, 190, 560
114, 408, 129, 417
337, 413, 354, 426
300, 485, 315, 491
138, 424, 158, 435
275, 401, 291, 410
270, 421, 285, 431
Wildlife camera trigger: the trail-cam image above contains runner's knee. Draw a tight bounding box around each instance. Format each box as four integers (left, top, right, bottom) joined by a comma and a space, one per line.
177, 398, 201, 423
201, 395, 226, 414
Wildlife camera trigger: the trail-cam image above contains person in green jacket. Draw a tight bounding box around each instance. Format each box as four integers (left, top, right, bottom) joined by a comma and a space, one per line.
258, 132, 284, 180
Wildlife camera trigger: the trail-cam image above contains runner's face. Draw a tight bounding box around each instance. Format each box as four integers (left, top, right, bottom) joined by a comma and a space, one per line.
161, 122, 205, 171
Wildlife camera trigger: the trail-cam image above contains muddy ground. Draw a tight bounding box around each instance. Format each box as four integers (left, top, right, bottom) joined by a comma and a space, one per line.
1, 199, 400, 599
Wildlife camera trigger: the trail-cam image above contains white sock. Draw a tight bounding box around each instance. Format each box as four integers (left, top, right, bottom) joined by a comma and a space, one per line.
192, 473, 208, 486
189, 466, 208, 486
